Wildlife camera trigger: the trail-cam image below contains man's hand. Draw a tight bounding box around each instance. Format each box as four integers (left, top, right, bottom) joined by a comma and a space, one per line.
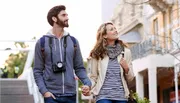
120, 58, 129, 74
43, 92, 56, 99
81, 85, 90, 96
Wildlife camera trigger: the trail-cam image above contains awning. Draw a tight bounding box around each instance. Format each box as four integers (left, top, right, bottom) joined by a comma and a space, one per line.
119, 31, 141, 43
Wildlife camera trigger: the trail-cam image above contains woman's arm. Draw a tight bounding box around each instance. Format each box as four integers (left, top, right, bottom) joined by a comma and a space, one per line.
88, 57, 98, 89
124, 48, 134, 82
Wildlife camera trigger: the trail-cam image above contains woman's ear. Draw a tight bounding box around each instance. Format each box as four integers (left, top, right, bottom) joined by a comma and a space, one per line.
103, 35, 107, 39
52, 17, 57, 22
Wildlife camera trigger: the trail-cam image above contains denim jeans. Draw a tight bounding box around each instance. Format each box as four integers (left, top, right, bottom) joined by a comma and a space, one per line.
97, 99, 127, 103
44, 95, 76, 103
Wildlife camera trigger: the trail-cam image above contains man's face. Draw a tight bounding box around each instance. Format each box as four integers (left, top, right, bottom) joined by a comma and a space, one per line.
56, 10, 69, 27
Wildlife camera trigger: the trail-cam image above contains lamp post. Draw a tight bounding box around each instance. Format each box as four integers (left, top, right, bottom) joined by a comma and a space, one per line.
174, 27, 180, 103
174, 65, 179, 103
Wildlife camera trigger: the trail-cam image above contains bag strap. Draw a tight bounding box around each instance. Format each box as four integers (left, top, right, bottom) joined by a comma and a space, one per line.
40, 36, 45, 63
70, 36, 77, 49
69, 35, 77, 56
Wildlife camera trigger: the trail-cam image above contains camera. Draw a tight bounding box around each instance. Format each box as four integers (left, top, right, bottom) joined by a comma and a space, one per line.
52, 61, 66, 73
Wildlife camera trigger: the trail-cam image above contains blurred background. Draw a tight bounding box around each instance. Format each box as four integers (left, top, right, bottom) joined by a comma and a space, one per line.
0, 0, 180, 103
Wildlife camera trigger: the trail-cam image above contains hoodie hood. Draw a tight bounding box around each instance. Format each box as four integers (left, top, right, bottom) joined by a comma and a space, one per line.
45, 29, 69, 38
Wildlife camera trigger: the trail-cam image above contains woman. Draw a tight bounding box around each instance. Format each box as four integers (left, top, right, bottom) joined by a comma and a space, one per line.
88, 22, 134, 103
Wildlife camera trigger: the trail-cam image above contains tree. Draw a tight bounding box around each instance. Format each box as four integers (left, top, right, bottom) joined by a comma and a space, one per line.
3, 42, 28, 78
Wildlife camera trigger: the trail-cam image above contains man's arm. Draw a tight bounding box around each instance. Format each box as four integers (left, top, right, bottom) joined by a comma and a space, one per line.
33, 40, 48, 95
73, 39, 92, 87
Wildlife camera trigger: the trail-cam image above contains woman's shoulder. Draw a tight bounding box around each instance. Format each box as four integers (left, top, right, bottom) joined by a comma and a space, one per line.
87, 56, 98, 62
124, 47, 131, 53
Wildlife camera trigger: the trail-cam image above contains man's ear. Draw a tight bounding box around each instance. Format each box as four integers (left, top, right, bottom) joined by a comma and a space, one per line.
52, 17, 57, 22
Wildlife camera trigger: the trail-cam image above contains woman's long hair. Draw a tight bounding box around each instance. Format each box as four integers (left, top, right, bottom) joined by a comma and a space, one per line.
90, 22, 127, 60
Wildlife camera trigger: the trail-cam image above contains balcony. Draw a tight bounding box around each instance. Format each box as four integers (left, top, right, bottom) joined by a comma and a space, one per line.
130, 40, 163, 60
149, 0, 174, 11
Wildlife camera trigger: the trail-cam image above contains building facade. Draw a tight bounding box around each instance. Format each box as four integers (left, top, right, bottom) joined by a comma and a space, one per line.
101, 0, 120, 22
111, 0, 180, 103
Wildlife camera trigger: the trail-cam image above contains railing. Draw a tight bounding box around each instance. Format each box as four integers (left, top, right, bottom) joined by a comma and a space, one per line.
149, 0, 174, 11
0, 40, 43, 103
26, 67, 44, 103
18, 50, 44, 103
130, 40, 163, 60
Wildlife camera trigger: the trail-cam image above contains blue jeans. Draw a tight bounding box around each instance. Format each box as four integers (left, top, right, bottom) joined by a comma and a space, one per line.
44, 95, 76, 103
97, 99, 127, 103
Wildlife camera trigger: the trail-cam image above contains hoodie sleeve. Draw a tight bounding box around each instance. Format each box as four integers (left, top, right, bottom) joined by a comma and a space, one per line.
33, 39, 48, 95
73, 39, 92, 87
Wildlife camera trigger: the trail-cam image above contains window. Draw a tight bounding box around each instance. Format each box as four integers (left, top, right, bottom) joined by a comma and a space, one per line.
172, 28, 180, 49
153, 18, 160, 47
163, 12, 169, 49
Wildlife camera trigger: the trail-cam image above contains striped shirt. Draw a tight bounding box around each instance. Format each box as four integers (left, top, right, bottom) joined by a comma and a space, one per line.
96, 58, 127, 102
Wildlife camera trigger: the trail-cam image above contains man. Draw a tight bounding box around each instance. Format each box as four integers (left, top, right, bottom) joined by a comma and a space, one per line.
33, 5, 91, 103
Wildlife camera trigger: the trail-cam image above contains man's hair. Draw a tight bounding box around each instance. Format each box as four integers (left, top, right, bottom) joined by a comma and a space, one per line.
47, 5, 66, 26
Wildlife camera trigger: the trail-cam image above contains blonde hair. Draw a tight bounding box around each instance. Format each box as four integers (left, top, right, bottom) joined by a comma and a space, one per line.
90, 22, 127, 60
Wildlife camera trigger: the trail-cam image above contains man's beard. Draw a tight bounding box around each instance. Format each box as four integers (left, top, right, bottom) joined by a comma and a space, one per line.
56, 18, 69, 27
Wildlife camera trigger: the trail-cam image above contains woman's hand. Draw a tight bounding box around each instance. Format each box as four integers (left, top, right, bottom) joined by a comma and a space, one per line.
120, 58, 129, 74
81, 85, 91, 96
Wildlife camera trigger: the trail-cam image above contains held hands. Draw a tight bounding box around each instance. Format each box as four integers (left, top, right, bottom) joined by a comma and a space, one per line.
43, 92, 56, 99
120, 58, 129, 74
81, 85, 90, 96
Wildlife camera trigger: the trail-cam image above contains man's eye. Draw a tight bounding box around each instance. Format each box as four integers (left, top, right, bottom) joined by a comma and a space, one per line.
62, 14, 66, 17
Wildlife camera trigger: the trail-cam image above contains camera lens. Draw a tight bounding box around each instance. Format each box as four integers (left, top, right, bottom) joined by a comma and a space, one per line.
57, 62, 63, 68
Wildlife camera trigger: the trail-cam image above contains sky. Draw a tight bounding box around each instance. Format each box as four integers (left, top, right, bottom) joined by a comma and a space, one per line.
0, 0, 102, 66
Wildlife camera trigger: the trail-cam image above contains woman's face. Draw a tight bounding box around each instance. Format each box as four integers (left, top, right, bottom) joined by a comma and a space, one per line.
104, 24, 118, 41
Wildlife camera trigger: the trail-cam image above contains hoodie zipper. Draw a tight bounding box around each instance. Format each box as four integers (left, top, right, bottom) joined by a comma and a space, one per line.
59, 38, 65, 94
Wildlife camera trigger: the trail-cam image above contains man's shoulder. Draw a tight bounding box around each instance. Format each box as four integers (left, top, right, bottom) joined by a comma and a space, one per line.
67, 35, 78, 48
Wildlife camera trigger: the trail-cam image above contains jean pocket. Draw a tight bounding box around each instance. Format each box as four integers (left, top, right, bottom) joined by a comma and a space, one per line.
44, 97, 55, 103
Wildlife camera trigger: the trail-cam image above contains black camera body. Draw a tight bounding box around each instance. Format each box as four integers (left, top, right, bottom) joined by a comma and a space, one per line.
52, 61, 66, 73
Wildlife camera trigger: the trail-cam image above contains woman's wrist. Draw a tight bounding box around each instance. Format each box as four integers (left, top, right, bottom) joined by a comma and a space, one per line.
124, 68, 129, 74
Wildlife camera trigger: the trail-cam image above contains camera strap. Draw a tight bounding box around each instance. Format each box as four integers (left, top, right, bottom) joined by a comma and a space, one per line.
48, 36, 68, 65
63, 36, 67, 67
49, 37, 53, 64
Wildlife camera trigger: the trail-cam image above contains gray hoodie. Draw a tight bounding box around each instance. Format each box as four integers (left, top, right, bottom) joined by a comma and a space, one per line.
33, 31, 91, 95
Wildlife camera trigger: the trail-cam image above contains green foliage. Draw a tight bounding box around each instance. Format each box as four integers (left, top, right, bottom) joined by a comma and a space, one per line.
1, 42, 28, 78
5, 52, 28, 78
131, 91, 150, 103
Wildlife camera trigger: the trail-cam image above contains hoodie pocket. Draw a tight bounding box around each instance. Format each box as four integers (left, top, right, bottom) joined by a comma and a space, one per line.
64, 70, 76, 87
43, 67, 56, 81
43, 69, 63, 89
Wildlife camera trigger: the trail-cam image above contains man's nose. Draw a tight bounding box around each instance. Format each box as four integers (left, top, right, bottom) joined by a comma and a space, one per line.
66, 16, 69, 21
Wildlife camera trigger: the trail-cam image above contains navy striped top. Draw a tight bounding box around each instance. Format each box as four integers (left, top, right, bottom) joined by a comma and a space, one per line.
96, 58, 127, 102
